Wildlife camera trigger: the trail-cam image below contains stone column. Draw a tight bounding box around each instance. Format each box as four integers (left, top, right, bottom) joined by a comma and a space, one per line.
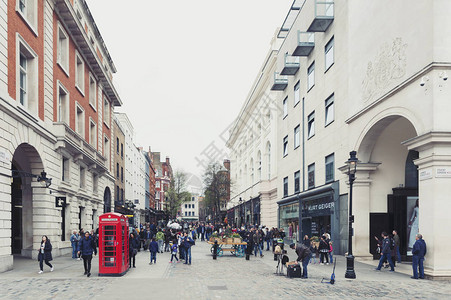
404, 132, 451, 279
0, 163, 12, 272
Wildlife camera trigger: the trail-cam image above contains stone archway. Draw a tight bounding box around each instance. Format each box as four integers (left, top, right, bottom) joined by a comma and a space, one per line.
351, 115, 418, 257
11, 143, 45, 257
103, 187, 111, 213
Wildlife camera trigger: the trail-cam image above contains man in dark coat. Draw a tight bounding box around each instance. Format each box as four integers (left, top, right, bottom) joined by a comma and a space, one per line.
290, 243, 311, 278
411, 233, 427, 279
375, 232, 395, 272
78, 232, 97, 277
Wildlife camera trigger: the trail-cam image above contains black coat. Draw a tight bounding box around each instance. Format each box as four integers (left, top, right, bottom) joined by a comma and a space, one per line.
38, 241, 53, 261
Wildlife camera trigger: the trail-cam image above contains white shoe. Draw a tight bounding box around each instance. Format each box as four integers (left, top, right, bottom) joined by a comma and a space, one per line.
38, 270, 43, 274
77, 258, 81, 261
326, 263, 329, 265
50, 267, 54, 272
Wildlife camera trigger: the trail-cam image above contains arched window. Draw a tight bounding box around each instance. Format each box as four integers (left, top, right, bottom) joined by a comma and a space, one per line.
257, 151, 262, 181
250, 158, 254, 185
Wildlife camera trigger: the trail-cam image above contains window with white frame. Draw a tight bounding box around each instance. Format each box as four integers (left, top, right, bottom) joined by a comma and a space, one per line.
156, 191, 160, 199
283, 97, 288, 118
283, 135, 288, 157
80, 165, 86, 189
89, 118, 96, 148
57, 82, 69, 124
156, 181, 160, 188
62, 157, 70, 182
294, 125, 300, 149
294, 81, 300, 106
307, 111, 315, 139
294, 171, 300, 194
17, 35, 38, 115
57, 23, 69, 74
75, 104, 84, 138
308, 163, 315, 189
325, 37, 334, 71
325, 94, 334, 126
104, 136, 110, 170
267, 142, 271, 179
325, 153, 335, 183
75, 52, 84, 94
307, 62, 315, 91
283, 177, 288, 197
103, 96, 110, 127
17, 0, 38, 33
93, 173, 98, 193
89, 74, 96, 109
257, 151, 262, 181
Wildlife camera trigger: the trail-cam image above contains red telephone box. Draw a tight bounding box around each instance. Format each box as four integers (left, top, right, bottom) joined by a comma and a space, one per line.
98, 212, 129, 276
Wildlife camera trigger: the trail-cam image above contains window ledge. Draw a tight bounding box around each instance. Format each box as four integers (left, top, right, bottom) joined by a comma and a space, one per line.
57, 62, 69, 77
294, 145, 300, 150
294, 101, 300, 108
325, 63, 334, 73
75, 85, 85, 97
325, 120, 334, 128
307, 134, 315, 140
307, 85, 315, 93
89, 102, 97, 112
283, 115, 288, 120
16, 10, 38, 37
104, 121, 110, 129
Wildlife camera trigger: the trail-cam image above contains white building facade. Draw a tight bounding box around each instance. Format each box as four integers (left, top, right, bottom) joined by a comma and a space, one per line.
228, 0, 451, 279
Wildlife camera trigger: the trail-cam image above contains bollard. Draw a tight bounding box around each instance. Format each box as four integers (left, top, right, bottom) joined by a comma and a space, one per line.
213, 240, 218, 260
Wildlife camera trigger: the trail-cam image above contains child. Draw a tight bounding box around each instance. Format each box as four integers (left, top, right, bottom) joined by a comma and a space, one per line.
149, 238, 158, 265
329, 241, 334, 264
170, 242, 179, 263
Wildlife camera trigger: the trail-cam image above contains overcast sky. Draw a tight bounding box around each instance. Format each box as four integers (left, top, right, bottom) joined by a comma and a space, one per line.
85, 0, 293, 178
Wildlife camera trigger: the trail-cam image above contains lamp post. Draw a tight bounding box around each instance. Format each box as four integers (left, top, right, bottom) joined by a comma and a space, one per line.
345, 151, 359, 279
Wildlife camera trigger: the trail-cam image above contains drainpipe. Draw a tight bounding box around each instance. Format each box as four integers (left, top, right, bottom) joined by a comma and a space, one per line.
299, 97, 306, 243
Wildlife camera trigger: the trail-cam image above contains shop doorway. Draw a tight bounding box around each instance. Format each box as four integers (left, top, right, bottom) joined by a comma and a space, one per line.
302, 216, 331, 239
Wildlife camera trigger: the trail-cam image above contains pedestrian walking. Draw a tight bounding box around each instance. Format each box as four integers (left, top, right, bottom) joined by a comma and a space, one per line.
129, 232, 139, 268
77, 232, 97, 277
70, 230, 79, 259
170, 243, 179, 263
37, 235, 53, 274
411, 233, 427, 279
393, 230, 401, 263
265, 228, 272, 251
329, 241, 334, 264
319, 235, 329, 265
375, 232, 395, 272
149, 238, 158, 264
182, 232, 195, 265
156, 228, 164, 253
290, 243, 311, 278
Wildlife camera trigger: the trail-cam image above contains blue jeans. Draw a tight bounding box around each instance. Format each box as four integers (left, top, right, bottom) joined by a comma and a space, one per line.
157, 240, 163, 252
266, 240, 271, 250
396, 246, 401, 263
302, 256, 310, 278
71, 242, 78, 258
254, 243, 262, 256
150, 251, 156, 263
329, 252, 333, 263
376, 253, 394, 271
184, 247, 191, 264
412, 256, 424, 278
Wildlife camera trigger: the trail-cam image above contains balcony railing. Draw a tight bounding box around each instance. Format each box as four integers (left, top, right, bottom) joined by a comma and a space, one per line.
293, 31, 315, 56
281, 53, 300, 76
308, 0, 334, 32
270, 72, 288, 91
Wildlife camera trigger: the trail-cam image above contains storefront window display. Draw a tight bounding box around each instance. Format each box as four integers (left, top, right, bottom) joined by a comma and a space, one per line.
279, 202, 299, 242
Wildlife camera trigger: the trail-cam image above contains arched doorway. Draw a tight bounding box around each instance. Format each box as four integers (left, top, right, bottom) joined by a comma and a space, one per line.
103, 187, 111, 213
356, 115, 418, 259
11, 143, 44, 257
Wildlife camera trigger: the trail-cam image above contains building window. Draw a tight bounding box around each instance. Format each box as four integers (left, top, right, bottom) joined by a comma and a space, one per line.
116, 185, 120, 202
116, 163, 119, 178
57, 82, 69, 124
104, 96, 110, 127
325, 94, 334, 126
75, 104, 85, 138
156, 181, 160, 188
156, 191, 160, 200
294, 125, 300, 149
121, 167, 123, 182
185, 204, 187, 209
307, 112, 315, 139
192, 197, 195, 201
89, 119, 96, 148
104, 136, 110, 170
120, 189, 124, 202
17, 0, 38, 33
294, 171, 300, 194
62, 157, 69, 182
75, 52, 85, 94
121, 144, 123, 158
116, 137, 119, 153
89, 74, 96, 109
267, 142, 271, 180
185, 212, 187, 216
257, 151, 262, 181
308, 163, 315, 189
93, 173, 98, 193
283, 177, 288, 197
307, 62, 315, 91
294, 81, 300, 106
57, 23, 69, 74
283, 136, 288, 157
325, 153, 334, 183
80, 166, 86, 189
17, 35, 38, 115
283, 97, 288, 118
192, 204, 195, 209
325, 37, 334, 71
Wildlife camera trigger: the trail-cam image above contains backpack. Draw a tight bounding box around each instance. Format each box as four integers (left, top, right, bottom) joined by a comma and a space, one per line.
389, 238, 395, 250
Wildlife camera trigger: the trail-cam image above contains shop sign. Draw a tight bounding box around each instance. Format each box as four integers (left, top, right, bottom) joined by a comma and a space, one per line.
0, 150, 11, 164
419, 168, 432, 181
435, 167, 451, 178
302, 195, 335, 217
101, 218, 118, 221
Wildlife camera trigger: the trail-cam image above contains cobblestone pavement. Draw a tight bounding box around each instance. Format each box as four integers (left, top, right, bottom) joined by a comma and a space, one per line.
0, 241, 450, 299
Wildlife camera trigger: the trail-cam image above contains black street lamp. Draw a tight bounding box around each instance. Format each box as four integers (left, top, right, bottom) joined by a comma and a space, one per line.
238, 197, 243, 227
345, 151, 359, 279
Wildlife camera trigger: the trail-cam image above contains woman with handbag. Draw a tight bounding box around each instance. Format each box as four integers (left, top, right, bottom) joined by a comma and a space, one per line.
37, 235, 53, 274
129, 232, 140, 268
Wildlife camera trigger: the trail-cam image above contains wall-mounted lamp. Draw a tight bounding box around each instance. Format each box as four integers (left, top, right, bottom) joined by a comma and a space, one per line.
439, 71, 448, 81
420, 76, 429, 86
11, 170, 52, 188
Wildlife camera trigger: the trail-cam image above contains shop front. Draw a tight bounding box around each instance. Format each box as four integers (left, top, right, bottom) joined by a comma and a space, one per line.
278, 201, 299, 243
